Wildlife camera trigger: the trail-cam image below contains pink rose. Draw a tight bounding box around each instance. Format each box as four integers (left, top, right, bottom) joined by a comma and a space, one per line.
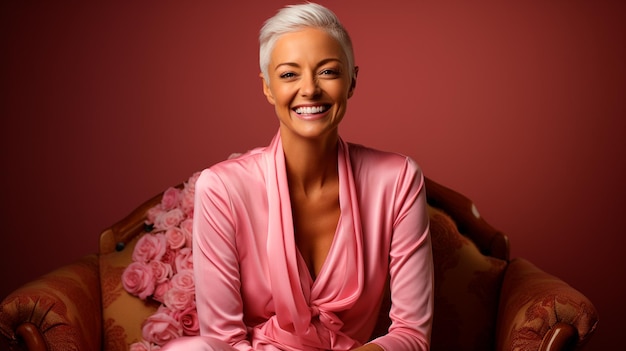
161, 248, 177, 267
155, 209, 185, 231
150, 260, 173, 284
145, 205, 165, 226
180, 188, 195, 218
153, 281, 171, 304
176, 307, 200, 336
179, 219, 193, 248
186, 172, 201, 190
165, 227, 186, 250
171, 269, 195, 292
175, 248, 193, 272
129, 341, 148, 351
129, 340, 160, 351
161, 187, 182, 211
158, 305, 177, 318
164, 287, 195, 311
181, 173, 200, 217
122, 262, 155, 300
142, 309, 183, 346
132, 234, 167, 263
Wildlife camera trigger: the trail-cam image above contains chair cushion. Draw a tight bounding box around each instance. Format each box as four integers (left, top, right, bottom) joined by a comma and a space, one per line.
428, 206, 507, 351
100, 233, 159, 350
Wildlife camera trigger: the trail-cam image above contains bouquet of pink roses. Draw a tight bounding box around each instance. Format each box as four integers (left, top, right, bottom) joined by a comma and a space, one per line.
122, 172, 202, 350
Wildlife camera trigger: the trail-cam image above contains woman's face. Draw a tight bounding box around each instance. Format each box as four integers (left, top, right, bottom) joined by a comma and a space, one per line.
262, 27, 355, 142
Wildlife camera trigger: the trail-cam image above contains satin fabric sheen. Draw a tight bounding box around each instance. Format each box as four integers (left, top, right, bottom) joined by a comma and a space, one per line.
163, 132, 433, 351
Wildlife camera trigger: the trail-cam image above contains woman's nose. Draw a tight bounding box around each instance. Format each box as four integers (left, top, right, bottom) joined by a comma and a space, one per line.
300, 73, 321, 97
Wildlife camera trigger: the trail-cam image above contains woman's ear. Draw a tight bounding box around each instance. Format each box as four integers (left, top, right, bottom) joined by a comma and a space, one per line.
348, 66, 359, 99
260, 73, 276, 105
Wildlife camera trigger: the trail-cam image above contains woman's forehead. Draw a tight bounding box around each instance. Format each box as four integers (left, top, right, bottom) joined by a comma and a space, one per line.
270, 28, 347, 65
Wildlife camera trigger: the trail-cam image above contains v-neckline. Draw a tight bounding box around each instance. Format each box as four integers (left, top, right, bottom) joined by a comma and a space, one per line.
295, 213, 343, 285
264, 132, 364, 337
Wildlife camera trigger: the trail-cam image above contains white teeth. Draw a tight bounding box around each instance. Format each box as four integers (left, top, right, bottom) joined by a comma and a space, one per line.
295, 105, 327, 114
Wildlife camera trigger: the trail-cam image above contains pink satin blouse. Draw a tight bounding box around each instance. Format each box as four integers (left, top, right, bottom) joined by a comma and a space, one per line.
183, 132, 433, 351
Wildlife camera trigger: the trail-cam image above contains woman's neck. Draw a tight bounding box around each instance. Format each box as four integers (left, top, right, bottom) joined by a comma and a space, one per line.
281, 131, 339, 197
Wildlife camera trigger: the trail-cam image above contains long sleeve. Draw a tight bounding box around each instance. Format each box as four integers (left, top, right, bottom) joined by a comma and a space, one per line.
369, 158, 434, 351
192, 169, 253, 351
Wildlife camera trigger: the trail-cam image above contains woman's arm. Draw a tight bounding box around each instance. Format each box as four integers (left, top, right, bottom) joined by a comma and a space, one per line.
192, 169, 252, 349
369, 158, 434, 351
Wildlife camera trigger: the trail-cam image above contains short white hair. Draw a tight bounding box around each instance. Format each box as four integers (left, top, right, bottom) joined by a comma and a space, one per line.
259, 2, 355, 82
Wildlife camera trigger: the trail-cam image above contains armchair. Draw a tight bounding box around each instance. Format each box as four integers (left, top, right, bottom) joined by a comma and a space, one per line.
0, 176, 598, 350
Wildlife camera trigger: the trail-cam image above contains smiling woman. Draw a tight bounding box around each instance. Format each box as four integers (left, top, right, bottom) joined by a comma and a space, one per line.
1, 0, 622, 349
161, 2, 433, 351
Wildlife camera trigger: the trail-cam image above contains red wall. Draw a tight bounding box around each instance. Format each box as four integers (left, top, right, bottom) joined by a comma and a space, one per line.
1, 1, 624, 348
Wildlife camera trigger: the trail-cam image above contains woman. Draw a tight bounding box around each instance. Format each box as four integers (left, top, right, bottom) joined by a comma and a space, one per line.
163, 3, 433, 350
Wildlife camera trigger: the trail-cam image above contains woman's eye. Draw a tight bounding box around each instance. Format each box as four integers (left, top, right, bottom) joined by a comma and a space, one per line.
280, 72, 296, 79
320, 69, 339, 76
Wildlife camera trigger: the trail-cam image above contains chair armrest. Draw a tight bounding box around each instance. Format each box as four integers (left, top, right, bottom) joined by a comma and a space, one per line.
0, 254, 102, 351
495, 258, 598, 351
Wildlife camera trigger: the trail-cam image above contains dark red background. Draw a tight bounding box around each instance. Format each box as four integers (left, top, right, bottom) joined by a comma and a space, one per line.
1, 1, 624, 349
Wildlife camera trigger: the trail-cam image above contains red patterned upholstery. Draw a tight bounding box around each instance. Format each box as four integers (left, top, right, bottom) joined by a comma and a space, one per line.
0, 177, 599, 350
0, 255, 102, 351
496, 258, 598, 351
100, 235, 160, 350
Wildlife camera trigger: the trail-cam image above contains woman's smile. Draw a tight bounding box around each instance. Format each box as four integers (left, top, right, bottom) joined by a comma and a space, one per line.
292, 104, 332, 120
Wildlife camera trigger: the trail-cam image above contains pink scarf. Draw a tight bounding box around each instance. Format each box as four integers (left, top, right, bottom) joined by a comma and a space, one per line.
252, 133, 365, 351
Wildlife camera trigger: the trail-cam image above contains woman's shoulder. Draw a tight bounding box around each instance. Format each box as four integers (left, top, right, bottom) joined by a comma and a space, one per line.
347, 143, 424, 200
196, 147, 267, 191
347, 142, 422, 176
